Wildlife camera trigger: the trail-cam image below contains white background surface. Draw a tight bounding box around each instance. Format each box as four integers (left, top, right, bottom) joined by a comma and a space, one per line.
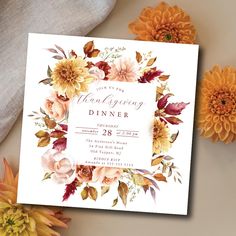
0, 0, 236, 235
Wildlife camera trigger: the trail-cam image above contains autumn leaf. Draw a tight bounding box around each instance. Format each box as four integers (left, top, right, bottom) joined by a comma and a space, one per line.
112, 198, 118, 207
38, 136, 50, 147
159, 75, 170, 81
88, 186, 98, 201
151, 155, 164, 166
39, 78, 52, 85
101, 186, 110, 196
165, 102, 189, 115
150, 187, 156, 202
132, 174, 152, 186
35, 130, 49, 138
135, 51, 142, 63
47, 66, 52, 77
81, 187, 89, 200
153, 173, 167, 182
87, 49, 100, 58
50, 130, 66, 138
83, 41, 94, 54
170, 131, 179, 143
46, 48, 58, 53
55, 44, 67, 58
165, 116, 183, 125
146, 57, 157, 66
118, 181, 128, 206
52, 137, 67, 151
44, 116, 57, 129
52, 55, 63, 60
142, 185, 149, 193
157, 93, 173, 109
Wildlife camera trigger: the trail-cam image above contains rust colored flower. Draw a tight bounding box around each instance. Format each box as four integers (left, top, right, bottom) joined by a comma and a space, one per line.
0, 159, 69, 235
95, 61, 111, 80
51, 57, 93, 98
76, 165, 95, 183
197, 65, 236, 143
128, 2, 196, 44
153, 118, 171, 153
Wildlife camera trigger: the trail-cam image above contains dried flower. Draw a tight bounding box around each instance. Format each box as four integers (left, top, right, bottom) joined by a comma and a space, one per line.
108, 58, 139, 82
51, 57, 93, 98
0, 159, 69, 235
153, 119, 171, 153
63, 178, 79, 201
197, 65, 236, 143
129, 2, 196, 44
76, 165, 95, 183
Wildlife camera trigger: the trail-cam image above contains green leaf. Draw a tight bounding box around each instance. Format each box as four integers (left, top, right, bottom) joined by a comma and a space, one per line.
39, 78, 52, 85
47, 66, 52, 77
81, 187, 89, 200
42, 172, 54, 181
112, 198, 118, 207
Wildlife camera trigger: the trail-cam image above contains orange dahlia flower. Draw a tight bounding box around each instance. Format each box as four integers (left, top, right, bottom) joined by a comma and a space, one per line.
0, 159, 69, 235
128, 2, 196, 44
197, 65, 236, 143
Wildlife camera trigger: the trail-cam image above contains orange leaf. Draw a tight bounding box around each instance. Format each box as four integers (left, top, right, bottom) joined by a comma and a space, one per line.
87, 49, 100, 58
88, 186, 98, 201
151, 156, 164, 166
135, 51, 142, 63
118, 181, 128, 206
153, 173, 167, 182
44, 116, 57, 129
132, 174, 152, 186
146, 57, 157, 66
159, 75, 170, 81
83, 41, 94, 55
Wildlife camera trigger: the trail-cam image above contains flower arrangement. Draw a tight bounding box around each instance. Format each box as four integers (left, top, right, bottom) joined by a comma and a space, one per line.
0, 159, 69, 235
28, 40, 189, 207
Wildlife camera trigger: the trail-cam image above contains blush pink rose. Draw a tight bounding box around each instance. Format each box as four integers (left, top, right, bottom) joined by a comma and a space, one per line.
89, 66, 105, 80
41, 149, 74, 184
44, 92, 69, 121
92, 167, 122, 185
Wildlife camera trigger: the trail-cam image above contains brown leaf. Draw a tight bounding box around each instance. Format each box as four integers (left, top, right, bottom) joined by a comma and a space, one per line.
151, 156, 164, 166
44, 116, 57, 129
170, 131, 179, 143
50, 130, 66, 138
52, 55, 63, 60
88, 186, 98, 201
146, 57, 157, 66
118, 181, 128, 206
135, 51, 142, 63
83, 41, 94, 55
46, 48, 58, 53
38, 136, 50, 147
87, 49, 100, 58
39, 78, 52, 85
159, 75, 170, 81
142, 185, 149, 193
153, 173, 167, 182
112, 198, 118, 207
35, 130, 49, 138
101, 186, 110, 196
81, 187, 89, 200
132, 174, 152, 186
165, 116, 183, 125
54, 44, 66, 58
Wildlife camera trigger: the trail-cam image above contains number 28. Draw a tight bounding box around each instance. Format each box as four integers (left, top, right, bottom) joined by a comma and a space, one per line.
102, 129, 112, 136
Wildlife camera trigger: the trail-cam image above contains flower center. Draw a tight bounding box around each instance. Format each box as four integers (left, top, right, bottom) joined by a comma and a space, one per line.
154, 24, 179, 43
209, 90, 236, 115
59, 65, 79, 83
0, 205, 33, 234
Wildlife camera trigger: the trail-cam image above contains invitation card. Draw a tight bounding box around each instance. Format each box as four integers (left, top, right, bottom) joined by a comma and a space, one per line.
18, 33, 198, 215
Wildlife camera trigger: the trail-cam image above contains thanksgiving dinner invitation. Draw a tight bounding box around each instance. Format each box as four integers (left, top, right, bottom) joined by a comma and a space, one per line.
18, 33, 198, 215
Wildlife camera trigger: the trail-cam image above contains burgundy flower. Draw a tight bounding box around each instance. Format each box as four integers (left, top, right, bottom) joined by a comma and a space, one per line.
63, 178, 78, 201
95, 61, 111, 80
138, 67, 163, 83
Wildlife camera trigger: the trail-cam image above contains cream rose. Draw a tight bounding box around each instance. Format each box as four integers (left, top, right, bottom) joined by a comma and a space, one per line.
41, 149, 74, 184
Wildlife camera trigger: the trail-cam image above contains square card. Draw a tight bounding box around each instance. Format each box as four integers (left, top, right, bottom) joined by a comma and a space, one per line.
18, 33, 198, 215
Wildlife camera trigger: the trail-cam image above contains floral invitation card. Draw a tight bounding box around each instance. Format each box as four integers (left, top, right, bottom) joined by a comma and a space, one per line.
17, 33, 198, 215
